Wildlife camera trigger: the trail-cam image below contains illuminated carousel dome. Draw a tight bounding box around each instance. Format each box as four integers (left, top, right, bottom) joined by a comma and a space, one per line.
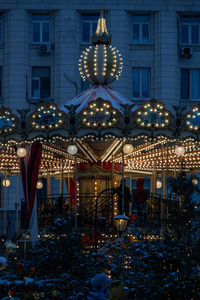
79, 11, 123, 85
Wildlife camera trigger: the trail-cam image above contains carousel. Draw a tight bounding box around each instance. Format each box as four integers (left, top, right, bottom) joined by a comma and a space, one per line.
0, 12, 200, 239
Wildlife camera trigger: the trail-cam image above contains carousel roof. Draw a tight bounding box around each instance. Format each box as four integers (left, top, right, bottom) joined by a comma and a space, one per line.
59, 84, 135, 114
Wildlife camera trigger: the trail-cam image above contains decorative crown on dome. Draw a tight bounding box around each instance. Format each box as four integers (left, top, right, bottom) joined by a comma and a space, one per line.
91, 9, 112, 45
79, 9, 123, 85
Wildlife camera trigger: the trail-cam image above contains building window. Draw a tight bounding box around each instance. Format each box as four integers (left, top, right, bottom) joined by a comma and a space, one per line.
181, 69, 200, 99
32, 15, 50, 43
81, 15, 99, 43
133, 15, 150, 44
0, 15, 2, 43
180, 16, 200, 45
0, 67, 2, 98
132, 68, 150, 98
32, 67, 50, 99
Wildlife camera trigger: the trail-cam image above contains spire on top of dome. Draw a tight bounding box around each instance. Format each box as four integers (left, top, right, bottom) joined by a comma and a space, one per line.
79, 9, 123, 85
91, 9, 112, 45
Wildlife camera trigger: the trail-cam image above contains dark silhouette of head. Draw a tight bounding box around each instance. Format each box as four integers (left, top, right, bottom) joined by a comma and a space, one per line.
120, 178, 126, 185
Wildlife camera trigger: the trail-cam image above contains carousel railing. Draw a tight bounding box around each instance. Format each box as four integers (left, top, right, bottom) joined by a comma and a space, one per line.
37, 190, 117, 230
20, 191, 186, 237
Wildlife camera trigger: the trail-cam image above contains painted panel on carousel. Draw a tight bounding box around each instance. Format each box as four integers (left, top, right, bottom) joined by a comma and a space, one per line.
185, 105, 200, 131
30, 102, 65, 130
81, 98, 118, 128
0, 107, 18, 134
135, 99, 171, 129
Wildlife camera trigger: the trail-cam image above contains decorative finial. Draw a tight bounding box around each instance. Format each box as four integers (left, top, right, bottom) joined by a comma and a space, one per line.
91, 8, 112, 45
79, 9, 123, 85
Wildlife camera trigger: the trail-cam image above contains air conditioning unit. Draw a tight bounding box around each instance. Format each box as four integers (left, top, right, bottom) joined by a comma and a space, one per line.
39, 44, 52, 55
180, 47, 192, 58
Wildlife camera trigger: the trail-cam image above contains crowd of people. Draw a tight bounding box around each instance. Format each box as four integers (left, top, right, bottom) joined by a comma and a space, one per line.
116, 177, 148, 218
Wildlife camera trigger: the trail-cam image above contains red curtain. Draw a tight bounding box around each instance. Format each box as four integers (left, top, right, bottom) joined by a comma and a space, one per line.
19, 141, 42, 223
66, 178, 75, 206
78, 161, 122, 172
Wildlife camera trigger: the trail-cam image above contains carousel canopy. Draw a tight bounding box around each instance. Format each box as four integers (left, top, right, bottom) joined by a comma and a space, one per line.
59, 84, 135, 114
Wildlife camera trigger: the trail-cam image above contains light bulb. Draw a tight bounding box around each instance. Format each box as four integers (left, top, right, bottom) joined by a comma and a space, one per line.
36, 181, 43, 189
156, 180, 162, 189
67, 145, 78, 155
17, 147, 26, 158
123, 144, 133, 154
3, 179, 10, 187
175, 146, 185, 156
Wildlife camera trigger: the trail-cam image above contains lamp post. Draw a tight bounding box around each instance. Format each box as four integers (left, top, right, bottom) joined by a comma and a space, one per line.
67, 145, 78, 230
114, 214, 129, 243
2, 175, 10, 236
122, 143, 133, 214
114, 214, 129, 232
122, 146, 125, 214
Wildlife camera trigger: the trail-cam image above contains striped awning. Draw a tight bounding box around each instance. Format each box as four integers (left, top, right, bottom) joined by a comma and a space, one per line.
59, 84, 135, 113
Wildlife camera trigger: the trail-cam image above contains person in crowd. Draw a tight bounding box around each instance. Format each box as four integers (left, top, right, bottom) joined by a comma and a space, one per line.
87, 273, 111, 300
134, 178, 148, 219
116, 179, 131, 215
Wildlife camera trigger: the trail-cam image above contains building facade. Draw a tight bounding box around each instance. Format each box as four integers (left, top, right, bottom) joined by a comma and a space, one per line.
0, 0, 200, 235
0, 0, 200, 112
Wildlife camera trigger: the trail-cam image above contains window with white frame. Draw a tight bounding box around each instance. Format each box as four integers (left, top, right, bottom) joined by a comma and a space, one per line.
32, 14, 50, 43
133, 15, 150, 44
181, 69, 200, 99
132, 68, 150, 98
32, 67, 50, 99
180, 16, 200, 45
81, 14, 99, 43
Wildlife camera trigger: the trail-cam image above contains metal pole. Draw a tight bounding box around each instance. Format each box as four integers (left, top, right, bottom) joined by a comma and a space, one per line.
111, 155, 114, 224
61, 156, 64, 196
166, 142, 169, 197
16, 174, 19, 236
161, 144, 164, 239
75, 154, 78, 230
122, 146, 125, 214
166, 142, 169, 231
4, 176, 7, 236
94, 195, 98, 255
111, 155, 114, 189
